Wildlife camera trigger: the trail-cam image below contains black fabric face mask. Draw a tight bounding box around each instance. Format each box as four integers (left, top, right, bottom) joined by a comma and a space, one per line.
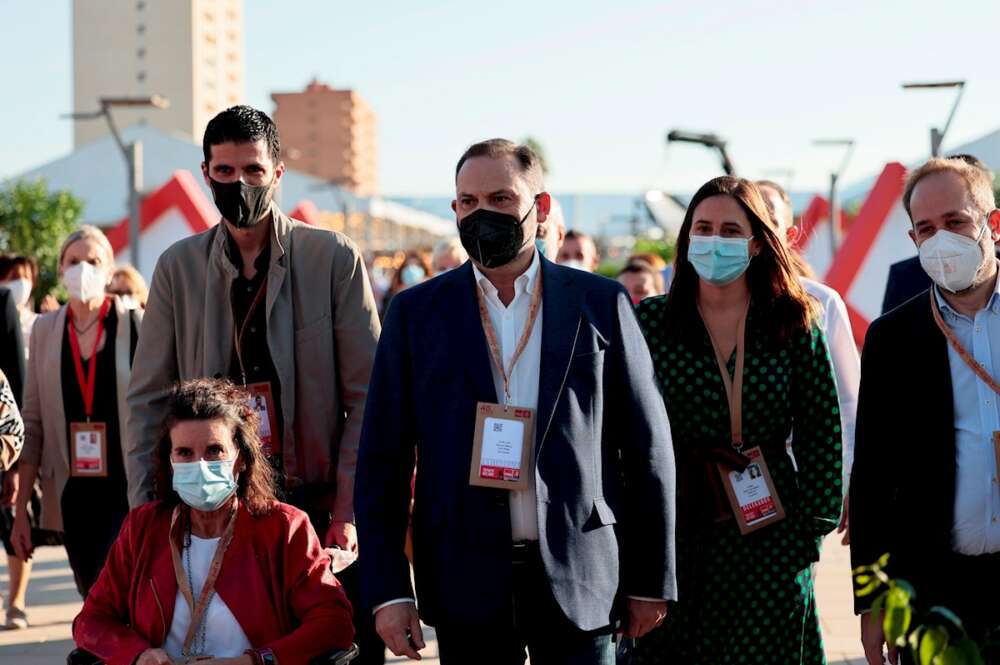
209, 177, 274, 228
458, 201, 536, 269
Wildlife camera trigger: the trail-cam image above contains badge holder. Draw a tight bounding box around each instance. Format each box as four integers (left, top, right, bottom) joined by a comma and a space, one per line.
246, 382, 280, 457
469, 402, 534, 491
69, 422, 108, 477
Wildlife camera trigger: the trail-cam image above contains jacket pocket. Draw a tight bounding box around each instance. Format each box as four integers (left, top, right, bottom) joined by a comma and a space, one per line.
148, 578, 166, 645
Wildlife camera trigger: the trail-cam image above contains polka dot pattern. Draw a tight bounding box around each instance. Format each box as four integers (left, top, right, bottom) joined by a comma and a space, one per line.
629, 297, 843, 664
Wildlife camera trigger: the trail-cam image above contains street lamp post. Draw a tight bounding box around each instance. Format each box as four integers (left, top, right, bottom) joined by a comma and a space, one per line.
812, 139, 855, 259
901, 81, 966, 157
65, 95, 169, 271
666, 130, 737, 176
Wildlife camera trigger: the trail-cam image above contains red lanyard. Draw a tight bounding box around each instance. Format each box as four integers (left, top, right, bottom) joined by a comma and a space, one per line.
475, 274, 543, 406
930, 290, 1000, 396
67, 298, 111, 421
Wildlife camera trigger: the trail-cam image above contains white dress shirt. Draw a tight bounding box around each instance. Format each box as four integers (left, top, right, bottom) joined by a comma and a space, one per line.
800, 278, 860, 486
935, 281, 1000, 555
163, 535, 252, 659
472, 251, 543, 543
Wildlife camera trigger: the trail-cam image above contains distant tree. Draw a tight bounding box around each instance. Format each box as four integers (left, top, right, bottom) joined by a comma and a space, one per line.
521, 136, 551, 176
0, 179, 83, 300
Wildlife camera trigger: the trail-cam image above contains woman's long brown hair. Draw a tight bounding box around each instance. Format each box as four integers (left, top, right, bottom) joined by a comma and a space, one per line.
668, 176, 817, 340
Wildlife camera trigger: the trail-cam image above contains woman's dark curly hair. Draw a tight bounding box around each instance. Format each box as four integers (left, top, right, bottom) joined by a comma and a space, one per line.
154, 378, 277, 516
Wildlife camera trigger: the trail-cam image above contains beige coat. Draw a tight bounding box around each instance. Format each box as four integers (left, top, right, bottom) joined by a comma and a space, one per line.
20, 298, 140, 532
126, 205, 380, 521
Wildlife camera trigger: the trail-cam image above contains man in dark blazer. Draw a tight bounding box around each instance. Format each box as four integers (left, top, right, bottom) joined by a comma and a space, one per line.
851, 157, 1000, 665
355, 139, 677, 664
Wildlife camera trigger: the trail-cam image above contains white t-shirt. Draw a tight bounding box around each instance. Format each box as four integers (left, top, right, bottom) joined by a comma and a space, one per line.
163, 535, 252, 659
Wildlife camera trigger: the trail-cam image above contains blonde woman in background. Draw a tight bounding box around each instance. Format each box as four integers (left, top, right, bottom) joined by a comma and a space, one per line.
107, 265, 149, 309
12, 225, 143, 598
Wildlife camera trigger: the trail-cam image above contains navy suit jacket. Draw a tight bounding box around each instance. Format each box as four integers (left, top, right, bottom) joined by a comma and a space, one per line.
354, 258, 677, 631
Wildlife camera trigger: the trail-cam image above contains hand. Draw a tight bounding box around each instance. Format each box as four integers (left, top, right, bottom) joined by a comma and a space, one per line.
11, 509, 33, 561
325, 520, 358, 553
837, 495, 850, 545
624, 599, 668, 638
375, 602, 425, 660
39, 295, 60, 313
0, 471, 17, 506
861, 611, 897, 665
135, 648, 172, 665
191, 657, 254, 665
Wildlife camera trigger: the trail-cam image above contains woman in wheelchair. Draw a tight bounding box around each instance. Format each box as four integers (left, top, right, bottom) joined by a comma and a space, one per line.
72, 379, 354, 665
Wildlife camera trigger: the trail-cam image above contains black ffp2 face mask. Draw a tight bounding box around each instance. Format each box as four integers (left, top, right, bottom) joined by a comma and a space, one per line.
209, 177, 274, 229
458, 201, 536, 269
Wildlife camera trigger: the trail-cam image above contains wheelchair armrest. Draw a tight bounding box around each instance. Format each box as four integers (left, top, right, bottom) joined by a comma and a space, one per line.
310, 644, 360, 664
67, 648, 103, 665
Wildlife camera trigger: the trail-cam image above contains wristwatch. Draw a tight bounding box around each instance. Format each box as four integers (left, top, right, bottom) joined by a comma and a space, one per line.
245, 648, 277, 665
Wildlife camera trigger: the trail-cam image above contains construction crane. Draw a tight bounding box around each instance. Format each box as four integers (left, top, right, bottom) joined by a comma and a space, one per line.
666, 129, 736, 176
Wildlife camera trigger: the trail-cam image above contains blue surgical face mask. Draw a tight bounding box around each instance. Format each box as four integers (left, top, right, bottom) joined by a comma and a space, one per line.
172, 459, 238, 512
534, 238, 548, 257
688, 235, 753, 285
400, 264, 426, 287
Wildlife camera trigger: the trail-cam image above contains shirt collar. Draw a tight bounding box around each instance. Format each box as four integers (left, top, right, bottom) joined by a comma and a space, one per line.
472, 249, 541, 301
934, 269, 1000, 321
224, 228, 272, 278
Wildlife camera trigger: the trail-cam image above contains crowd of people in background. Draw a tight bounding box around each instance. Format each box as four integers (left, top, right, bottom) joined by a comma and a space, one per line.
0, 104, 996, 665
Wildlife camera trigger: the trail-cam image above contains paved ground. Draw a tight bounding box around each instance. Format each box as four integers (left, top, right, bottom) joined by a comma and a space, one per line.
0, 537, 865, 664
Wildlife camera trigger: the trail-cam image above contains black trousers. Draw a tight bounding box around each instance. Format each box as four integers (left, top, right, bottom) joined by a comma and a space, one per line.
434, 542, 616, 665
284, 486, 385, 665
901, 552, 1000, 665
60, 483, 128, 597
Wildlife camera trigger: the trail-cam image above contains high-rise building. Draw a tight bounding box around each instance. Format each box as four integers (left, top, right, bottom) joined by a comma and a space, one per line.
73, 0, 245, 147
271, 80, 378, 196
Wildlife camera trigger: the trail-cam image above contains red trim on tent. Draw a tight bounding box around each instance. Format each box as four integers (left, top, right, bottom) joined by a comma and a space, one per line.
107, 170, 218, 254
288, 200, 320, 226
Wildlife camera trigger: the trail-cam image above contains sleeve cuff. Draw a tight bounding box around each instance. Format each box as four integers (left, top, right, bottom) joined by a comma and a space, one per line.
627, 595, 668, 603
373, 597, 416, 616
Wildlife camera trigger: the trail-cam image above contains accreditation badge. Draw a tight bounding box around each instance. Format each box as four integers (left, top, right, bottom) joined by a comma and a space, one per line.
469, 402, 534, 491
994, 432, 1000, 498
246, 382, 280, 457
718, 446, 785, 535
69, 422, 108, 477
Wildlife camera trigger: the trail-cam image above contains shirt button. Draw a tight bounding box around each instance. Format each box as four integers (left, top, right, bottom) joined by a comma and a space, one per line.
975, 326, 982, 333
247, 286, 253, 293
253, 366, 260, 372
250, 326, 257, 333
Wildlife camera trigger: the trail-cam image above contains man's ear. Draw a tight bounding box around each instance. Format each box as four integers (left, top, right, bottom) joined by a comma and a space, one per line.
451, 200, 458, 214
908, 227, 918, 248
201, 162, 211, 188
535, 192, 551, 224
272, 161, 286, 185
988, 209, 1000, 243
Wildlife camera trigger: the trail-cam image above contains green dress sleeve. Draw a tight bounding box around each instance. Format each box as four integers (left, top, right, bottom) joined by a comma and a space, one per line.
790, 323, 844, 536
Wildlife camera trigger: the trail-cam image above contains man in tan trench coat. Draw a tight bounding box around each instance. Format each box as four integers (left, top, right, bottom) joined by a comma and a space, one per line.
126, 105, 383, 662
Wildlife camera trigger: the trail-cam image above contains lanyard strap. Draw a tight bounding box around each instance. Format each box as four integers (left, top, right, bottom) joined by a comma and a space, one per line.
930, 290, 1000, 396
169, 504, 239, 657
232, 278, 268, 387
698, 300, 750, 450
475, 274, 543, 406
67, 298, 111, 421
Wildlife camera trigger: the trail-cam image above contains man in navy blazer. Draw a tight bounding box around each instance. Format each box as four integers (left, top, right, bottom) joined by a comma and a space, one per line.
355, 139, 677, 664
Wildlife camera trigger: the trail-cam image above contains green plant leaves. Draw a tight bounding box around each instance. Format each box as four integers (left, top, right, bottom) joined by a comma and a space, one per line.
918, 625, 949, 664
932, 638, 985, 665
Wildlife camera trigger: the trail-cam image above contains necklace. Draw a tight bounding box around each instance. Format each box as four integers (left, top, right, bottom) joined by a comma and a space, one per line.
72, 315, 100, 336
182, 527, 213, 660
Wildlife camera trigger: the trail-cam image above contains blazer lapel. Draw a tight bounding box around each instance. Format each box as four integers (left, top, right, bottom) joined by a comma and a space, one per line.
535, 259, 582, 456
204, 227, 237, 378
453, 262, 499, 403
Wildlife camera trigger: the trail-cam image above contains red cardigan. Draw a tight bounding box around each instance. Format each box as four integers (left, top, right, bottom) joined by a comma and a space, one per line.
73, 500, 354, 665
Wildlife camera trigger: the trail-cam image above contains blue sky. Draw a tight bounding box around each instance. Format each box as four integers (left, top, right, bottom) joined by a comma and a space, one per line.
4, 1, 1000, 197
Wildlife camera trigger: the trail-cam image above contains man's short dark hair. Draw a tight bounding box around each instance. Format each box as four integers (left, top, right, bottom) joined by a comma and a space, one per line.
455, 139, 544, 190
203, 105, 281, 165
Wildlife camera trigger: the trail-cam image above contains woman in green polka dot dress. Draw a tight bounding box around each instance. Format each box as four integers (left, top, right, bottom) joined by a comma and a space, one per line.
630, 176, 843, 665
